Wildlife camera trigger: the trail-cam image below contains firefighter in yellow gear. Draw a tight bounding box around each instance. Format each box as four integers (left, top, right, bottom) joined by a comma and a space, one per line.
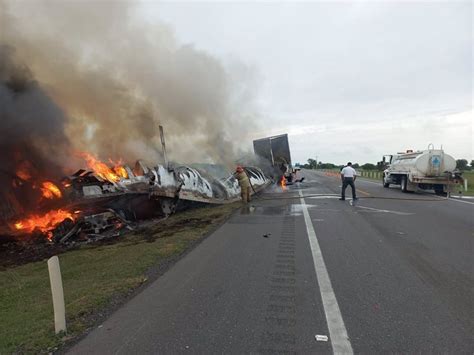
235, 166, 251, 203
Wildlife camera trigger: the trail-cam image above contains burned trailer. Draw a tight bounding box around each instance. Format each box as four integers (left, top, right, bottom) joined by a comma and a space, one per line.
61, 163, 269, 241
2, 159, 271, 244
61, 161, 269, 213
174, 165, 268, 204
253, 134, 292, 176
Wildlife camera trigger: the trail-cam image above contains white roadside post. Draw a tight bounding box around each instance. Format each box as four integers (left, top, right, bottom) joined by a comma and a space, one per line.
47, 256, 66, 334
465, 179, 468, 192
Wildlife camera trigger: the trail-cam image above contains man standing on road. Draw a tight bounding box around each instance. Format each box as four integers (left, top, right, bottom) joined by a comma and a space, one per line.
340, 162, 358, 201
235, 166, 251, 203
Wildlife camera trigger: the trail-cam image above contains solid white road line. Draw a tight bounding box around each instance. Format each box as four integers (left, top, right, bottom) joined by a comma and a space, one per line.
447, 197, 474, 205
298, 190, 353, 354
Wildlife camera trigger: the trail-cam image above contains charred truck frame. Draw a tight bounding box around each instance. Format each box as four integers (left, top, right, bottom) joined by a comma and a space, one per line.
1, 125, 271, 244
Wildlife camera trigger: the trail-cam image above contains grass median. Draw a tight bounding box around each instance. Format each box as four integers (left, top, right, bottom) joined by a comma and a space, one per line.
0, 203, 240, 353
459, 171, 474, 196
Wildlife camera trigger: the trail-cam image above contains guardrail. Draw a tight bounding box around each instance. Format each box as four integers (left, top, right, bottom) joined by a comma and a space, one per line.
318, 169, 383, 180
358, 170, 383, 180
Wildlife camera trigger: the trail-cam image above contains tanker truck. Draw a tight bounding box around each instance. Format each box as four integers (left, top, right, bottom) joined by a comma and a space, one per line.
382, 145, 462, 195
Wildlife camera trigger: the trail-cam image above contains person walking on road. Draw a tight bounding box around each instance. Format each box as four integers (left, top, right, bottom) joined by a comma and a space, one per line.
235, 166, 251, 203
340, 162, 358, 201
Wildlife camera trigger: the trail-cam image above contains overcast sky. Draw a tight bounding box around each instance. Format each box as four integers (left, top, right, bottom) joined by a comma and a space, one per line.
139, 0, 472, 165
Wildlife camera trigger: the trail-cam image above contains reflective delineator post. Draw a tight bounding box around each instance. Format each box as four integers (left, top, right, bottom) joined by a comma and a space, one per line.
47, 256, 66, 334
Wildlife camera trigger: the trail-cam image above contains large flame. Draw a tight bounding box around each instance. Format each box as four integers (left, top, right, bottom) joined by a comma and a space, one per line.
13, 209, 75, 240
41, 181, 62, 199
80, 152, 126, 183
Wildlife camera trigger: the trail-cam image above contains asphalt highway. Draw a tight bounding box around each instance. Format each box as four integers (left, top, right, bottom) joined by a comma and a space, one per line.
69, 169, 473, 354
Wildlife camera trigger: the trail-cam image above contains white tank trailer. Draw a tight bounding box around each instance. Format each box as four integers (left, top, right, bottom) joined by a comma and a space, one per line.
382, 144, 462, 195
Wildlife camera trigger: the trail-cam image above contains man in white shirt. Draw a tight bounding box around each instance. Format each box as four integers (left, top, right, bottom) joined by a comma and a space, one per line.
340, 162, 358, 201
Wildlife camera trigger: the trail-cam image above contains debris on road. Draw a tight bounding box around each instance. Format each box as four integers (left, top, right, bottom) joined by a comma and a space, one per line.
315, 334, 329, 342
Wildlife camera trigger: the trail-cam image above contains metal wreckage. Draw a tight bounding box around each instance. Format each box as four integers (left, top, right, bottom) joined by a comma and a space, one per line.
1, 162, 269, 244
0, 132, 271, 245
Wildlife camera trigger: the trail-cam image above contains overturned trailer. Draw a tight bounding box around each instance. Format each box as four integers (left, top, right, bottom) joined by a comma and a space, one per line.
1, 161, 270, 244
65, 162, 268, 206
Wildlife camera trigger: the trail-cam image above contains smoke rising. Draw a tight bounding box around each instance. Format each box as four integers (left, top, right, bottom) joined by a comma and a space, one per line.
0, 0, 259, 168
0, 44, 73, 219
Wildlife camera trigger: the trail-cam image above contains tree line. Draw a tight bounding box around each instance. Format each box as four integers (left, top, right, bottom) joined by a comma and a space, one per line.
300, 159, 474, 171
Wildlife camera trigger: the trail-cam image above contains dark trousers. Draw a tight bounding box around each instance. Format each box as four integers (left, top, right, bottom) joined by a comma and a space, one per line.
341, 177, 356, 199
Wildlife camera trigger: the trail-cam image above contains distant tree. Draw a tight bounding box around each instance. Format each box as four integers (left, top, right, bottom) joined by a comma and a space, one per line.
376, 161, 386, 171
319, 162, 337, 169
456, 159, 469, 171
471, 160, 474, 169
307, 158, 318, 169
352, 163, 360, 169
361, 163, 376, 170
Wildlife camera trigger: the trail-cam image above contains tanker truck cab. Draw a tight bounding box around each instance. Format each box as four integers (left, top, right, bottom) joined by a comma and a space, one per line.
382, 145, 461, 195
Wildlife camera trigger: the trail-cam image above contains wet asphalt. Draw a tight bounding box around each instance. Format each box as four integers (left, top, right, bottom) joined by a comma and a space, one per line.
69, 169, 474, 354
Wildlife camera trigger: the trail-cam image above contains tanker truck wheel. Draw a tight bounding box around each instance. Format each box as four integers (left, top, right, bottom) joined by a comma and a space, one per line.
434, 185, 447, 196
400, 176, 408, 192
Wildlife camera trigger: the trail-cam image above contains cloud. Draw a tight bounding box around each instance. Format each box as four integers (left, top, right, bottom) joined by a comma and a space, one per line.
152, 1, 472, 164
285, 110, 473, 164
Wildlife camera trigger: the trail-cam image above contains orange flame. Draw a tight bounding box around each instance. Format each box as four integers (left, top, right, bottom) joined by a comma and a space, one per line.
41, 181, 62, 199
16, 167, 31, 181
13, 209, 75, 240
15, 160, 35, 181
113, 165, 128, 179
280, 175, 287, 190
80, 152, 122, 183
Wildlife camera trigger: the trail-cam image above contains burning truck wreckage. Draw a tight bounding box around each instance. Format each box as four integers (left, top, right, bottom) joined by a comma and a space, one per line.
1, 115, 301, 251
0, 37, 295, 264
0, 151, 272, 249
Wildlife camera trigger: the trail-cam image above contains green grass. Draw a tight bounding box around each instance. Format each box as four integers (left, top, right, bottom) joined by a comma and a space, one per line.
358, 170, 383, 181
0, 203, 239, 353
457, 171, 474, 196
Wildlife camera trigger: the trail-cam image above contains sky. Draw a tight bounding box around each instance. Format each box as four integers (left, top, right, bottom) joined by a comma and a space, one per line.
138, 0, 472, 165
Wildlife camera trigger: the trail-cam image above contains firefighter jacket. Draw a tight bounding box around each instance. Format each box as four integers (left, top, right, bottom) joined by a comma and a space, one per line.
235, 171, 250, 188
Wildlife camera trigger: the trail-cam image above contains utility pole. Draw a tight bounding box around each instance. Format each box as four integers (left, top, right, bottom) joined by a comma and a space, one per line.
159, 125, 168, 169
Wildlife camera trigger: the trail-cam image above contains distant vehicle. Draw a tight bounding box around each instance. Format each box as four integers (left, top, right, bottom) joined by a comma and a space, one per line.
382, 144, 462, 195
